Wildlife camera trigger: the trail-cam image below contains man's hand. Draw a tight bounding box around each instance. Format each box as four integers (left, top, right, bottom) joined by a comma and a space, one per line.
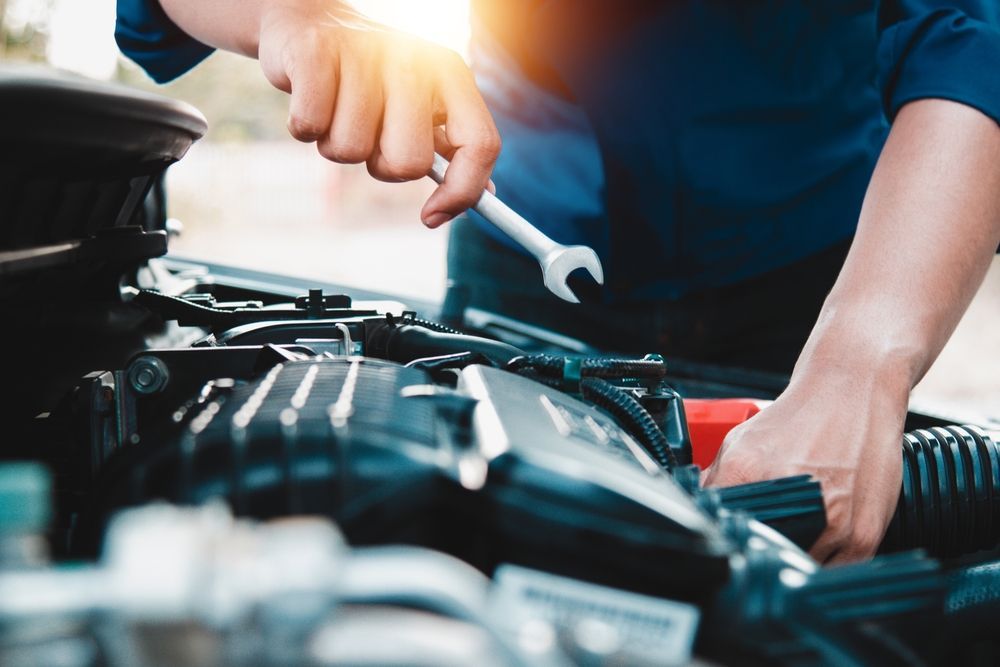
160, 0, 500, 227
704, 361, 906, 563
704, 98, 1000, 564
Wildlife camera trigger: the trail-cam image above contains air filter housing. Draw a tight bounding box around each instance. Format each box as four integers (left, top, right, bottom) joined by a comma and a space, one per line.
0, 65, 206, 259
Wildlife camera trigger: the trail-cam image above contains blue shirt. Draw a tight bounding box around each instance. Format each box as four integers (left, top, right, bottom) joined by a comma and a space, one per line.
117, 1, 1000, 300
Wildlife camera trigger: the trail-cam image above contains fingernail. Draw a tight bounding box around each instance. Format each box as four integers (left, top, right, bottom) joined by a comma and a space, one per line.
424, 212, 452, 228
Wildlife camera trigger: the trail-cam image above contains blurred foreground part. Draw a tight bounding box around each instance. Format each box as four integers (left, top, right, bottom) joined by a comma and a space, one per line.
0, 501, 703, 667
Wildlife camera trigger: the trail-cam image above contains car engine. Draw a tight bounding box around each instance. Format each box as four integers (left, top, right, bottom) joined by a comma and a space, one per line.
3, 65, 1000, 667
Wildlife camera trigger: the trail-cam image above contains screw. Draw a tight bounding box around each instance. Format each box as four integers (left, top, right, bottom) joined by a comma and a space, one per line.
128, 356, 169, 395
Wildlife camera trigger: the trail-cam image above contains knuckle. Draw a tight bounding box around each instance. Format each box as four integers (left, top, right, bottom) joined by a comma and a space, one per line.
380, 153, 432, 180
296, 25, 333, 55
432, 47, 476, 88
437, 47, 468, 72
287, 115, 325, 142
707, 462, 754, 488
366, 160, 390, 182
722, 421, 751, 445
384, 35, 429, 79
479, 128, 502, 160
850, 525, 882, 556
460, 126, 501, 165
725, 470, 755, 488
487, 124, 503, 150
318, 138, 371, 164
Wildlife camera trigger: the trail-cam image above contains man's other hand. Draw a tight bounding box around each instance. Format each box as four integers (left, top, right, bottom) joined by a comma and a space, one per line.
703, 361, 905, 564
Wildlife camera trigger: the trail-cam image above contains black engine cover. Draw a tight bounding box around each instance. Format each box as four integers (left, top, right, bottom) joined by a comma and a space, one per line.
87, 357, 731, 599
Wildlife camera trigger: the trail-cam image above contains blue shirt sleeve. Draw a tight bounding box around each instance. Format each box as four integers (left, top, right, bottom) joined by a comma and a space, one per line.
878, 1, 1000, 125
116, 0, 215, 83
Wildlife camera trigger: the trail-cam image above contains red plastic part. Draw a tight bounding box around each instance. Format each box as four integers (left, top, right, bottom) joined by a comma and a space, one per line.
683, 398, 772, 468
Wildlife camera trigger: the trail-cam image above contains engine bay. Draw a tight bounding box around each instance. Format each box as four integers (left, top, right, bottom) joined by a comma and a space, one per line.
3, 65, 1000, 667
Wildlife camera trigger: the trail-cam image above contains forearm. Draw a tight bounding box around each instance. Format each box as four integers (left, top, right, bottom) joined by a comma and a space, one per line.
795, 99, 1000, 395
708, 100, 1000, 562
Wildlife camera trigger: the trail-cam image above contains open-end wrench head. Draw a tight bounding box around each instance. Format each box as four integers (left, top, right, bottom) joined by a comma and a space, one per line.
541, 245, 605, 304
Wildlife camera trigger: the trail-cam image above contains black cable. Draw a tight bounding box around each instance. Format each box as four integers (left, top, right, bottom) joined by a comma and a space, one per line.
579, 377, 676, 471
506, 354, 667, 380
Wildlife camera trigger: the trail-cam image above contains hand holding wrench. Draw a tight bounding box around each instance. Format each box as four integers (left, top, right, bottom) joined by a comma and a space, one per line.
428, 153, 604, 304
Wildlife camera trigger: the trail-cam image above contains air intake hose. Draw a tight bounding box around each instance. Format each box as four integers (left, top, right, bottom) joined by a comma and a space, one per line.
880, 425, 1000, 558
367, 317, 525, 366
704, 425, 1000, 557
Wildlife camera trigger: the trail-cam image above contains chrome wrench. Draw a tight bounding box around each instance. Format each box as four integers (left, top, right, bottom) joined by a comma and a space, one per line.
429, 153, 604, 303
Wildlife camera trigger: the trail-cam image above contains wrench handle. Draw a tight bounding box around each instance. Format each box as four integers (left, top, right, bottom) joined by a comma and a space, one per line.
428, 153, 558, 261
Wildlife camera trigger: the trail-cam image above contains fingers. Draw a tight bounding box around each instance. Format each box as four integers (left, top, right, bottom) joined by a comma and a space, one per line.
268, 23, 499, 228
318, 50, 381, 163
433, 126, 457, 160
810, 503, 889, 565
421, 53, 501, 226
705, 431, 886, 566
815, 529, 882, 565
285, 42, 338, 143
367, 44, 434, 183
435, 127, 495, 196
808, 529, 840, 564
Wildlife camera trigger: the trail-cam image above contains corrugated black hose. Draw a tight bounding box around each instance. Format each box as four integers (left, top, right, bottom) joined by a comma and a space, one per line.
880, 425, 1000, 558
579, 377, 677, 471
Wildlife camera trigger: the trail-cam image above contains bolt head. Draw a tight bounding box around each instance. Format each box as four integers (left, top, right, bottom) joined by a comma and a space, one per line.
128, 357, 169, 395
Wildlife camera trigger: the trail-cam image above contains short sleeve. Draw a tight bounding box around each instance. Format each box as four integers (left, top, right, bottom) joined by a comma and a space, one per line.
115, 0, 215, 83
878, 1, 1000, 125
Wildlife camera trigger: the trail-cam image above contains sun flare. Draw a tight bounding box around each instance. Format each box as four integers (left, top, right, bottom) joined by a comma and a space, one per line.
348, 0, 471, 55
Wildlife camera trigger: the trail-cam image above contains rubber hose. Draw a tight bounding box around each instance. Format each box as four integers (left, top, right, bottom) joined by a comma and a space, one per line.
580, 377, 676, 470
880, 425, 1000, 558
367, 319, 525, 367
406, 317, 463, 335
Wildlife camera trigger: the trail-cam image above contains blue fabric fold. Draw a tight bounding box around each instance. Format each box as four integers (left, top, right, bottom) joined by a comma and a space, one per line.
116, 0, 214, 83
878, 4, 1000, 125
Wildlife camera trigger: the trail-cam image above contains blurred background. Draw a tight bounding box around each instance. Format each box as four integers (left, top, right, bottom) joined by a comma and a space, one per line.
2, 0, 462, 301
2, 0, 997, 418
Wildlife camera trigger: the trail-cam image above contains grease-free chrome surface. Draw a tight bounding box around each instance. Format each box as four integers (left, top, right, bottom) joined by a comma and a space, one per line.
429, 153, 604, 303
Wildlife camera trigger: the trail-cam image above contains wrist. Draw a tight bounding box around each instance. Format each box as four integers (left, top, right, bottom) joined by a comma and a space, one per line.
790, 303, 924, 400
254, 0, 322, 56
158, 0, 274, 57
256, 0, 379, 55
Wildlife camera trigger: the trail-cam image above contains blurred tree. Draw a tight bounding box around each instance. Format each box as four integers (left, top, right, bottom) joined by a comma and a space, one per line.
117, 50, 291, 143
0, 0, 285, 142
1, 0, 54, 61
